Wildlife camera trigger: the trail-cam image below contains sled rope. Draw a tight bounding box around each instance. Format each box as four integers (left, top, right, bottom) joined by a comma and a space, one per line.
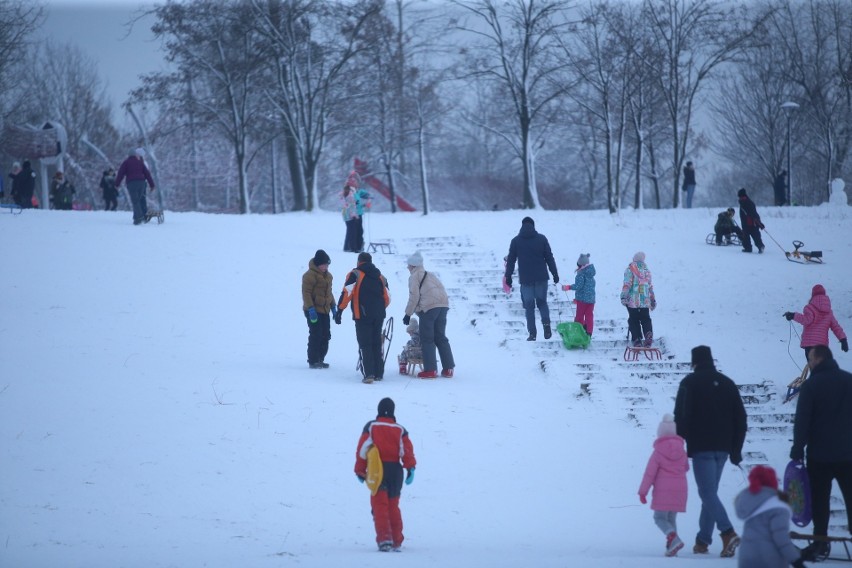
763, 228, 788, 255
787, 320, 804, 374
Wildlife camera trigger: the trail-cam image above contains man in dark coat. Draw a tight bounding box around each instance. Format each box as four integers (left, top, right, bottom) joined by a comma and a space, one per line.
674, 345, 747, 558
11, 160, 36, 208
790, 345, 852, 561
504, 217, 559, 341
335, 252, 390, 384
774, 170, 787, 206
737, 188, 765, 253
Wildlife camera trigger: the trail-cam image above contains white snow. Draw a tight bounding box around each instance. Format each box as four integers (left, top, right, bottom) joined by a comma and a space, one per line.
1, 205, 850, 567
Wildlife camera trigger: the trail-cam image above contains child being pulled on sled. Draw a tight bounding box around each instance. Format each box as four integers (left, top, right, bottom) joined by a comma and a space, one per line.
561, 252, 596, 338
397, 317, 423, 375
638, 414, 689, 557
714, 208, 744, 246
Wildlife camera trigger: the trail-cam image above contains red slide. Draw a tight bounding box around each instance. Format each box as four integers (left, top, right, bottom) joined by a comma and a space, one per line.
354, 158, 417, 212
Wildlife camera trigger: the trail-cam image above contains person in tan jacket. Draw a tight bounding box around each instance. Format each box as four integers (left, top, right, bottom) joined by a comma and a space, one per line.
301, 249, 335, 369
402, 251, 455, 378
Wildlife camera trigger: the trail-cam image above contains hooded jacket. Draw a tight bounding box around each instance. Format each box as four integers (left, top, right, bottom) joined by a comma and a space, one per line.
734, 487, 800, 568
505, 223, 558, 285
301, 259, 334, 314
791, 357, 852, 462
404, 265, 449, 317
115, 154, 155, 188
638, 434, 689, 512
792, 290, 846, 348
620, 261, 655, 309
338, 261, 390, 321
738, 194, 761, 228
354, 416, 416, 478
570, 264, 596, 304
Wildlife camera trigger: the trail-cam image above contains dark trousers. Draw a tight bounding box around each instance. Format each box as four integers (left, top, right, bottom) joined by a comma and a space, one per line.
742, 226, 764, 252
305, 312, 331, 365
354, 215, 365, 251
715, 227, 743, 245
344, 218, 360, 252
127, 180, 148, 222
104, 195, 117, 211
806, 459, 852, 536
627, 307, 652, 342
356, 316, 385, 379
418, 306, 455, 372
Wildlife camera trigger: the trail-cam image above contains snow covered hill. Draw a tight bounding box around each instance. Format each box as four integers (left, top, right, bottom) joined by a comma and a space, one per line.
1, 204, 850, 567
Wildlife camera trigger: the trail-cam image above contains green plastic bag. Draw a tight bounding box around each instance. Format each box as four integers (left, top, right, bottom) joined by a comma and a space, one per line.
556, 322, 590, 349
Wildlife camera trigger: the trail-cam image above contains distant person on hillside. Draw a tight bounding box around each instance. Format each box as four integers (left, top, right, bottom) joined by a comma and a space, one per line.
504, 216, 559, 341
737, 188, 765, 253
790, 345, 852, 563
354, 185, 372, 253
402, 251, 455, 378
733, 465, 806, 568
100, 168, 117, 211
115, 147, 155, 225
562, 252, 596, 337
784, 284, 848, 360
335, 252, 390, 384
397, 317, 422, 375
354, 397, 416, 552
713, 208, 743, 246
341, 172, 361, 252
638, 414, 689, 557
301, 249, 335, 369
10, 160, 36, 209
621, 252, 656, 347
773, 170, 788, 207
682, 161, 697, 208
674, 345, 747, 559
49, 171, 75, 210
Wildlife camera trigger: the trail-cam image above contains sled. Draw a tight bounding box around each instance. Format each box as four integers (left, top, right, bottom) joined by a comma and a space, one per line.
789, 533, 852, 562
356, 317, 394, 380
783, 365, 809, 404
365, 444, 383, 496
705, 232, 742, 247
0, 203, 23, 215
786, 240, 823, 264
784, 459, 812, 527
623, 337, 662, 361
556, 322, 590, 349
144, 210, 164, 224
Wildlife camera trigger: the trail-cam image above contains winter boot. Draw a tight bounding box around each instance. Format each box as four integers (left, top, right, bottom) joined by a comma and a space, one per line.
801, 541, 830, 562
720, 529, 740, 558
362, 376, 375, 384
417, 370, 438, 379
543, 323, 552, 339
378, 542, 393, 552
527, 333, 536, 341
441, 368, 454, 378
399, 362, 408, 375
643, 331, 654, 348
665, 533, 684, 557
693, 539, 709, 554
309, 362, 324, 369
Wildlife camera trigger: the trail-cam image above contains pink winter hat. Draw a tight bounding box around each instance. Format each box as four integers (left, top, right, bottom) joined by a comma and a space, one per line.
633, 251, 646, 263
748, 465, 778, 494
812, 284, 826, 297
657, 414, 677, 438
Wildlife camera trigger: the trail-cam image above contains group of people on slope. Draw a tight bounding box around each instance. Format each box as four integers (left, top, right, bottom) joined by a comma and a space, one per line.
711, 187, 765, 253
300, 248, 456, 384
502, 216, 654, 348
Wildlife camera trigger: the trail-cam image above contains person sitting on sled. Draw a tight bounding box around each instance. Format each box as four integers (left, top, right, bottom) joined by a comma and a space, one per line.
562, 253, 596, 338
397, 317, 422, 375
784, 284, 848, 360
714, 208, 743, 246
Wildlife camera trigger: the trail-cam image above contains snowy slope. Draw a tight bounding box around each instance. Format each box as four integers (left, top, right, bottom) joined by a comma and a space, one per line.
1, 204, 850, 567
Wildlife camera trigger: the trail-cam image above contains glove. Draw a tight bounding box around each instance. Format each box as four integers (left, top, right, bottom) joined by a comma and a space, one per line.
650, 299, 657, 311
405, 468, 415, 485
356, 474, 365, 484
841, 338, 849, 352
307, 307, 318, 323
639, 494, 647, 505
758, 222, 765, 229
730, 452, 743, 466
334, 311, 342, 325
402, 314, 411, 326
620, 296, 628, 306
792, 557, 807, 568
561, 284, 571, 291
784, 312, 795, 321
505, 275, 512, 288
553, 274, 559, 284
331, 303, 339, 317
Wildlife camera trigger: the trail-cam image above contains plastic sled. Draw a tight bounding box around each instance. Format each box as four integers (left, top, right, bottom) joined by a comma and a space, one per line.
365, 444, 383, 496
556, 322, 590, 349
784, 460, 812, 527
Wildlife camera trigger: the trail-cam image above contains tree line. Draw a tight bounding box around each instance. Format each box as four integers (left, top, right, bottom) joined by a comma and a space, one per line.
0, 0, 849, 214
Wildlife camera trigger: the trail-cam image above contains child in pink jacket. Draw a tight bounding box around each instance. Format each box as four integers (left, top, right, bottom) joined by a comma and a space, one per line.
638, 414, 689, 557
784, 284, 848, 360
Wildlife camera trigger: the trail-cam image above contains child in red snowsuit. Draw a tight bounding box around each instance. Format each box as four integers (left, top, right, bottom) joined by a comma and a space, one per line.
354, 398, 417, 551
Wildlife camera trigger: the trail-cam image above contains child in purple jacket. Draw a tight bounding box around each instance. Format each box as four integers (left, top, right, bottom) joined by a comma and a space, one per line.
638, 414, 690, 557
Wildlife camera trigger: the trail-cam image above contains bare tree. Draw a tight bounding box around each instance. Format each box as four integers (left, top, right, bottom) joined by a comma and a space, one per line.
0, 0, 45, 124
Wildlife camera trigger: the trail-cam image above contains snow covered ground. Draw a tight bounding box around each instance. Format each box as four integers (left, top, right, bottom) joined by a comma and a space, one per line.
1, 203, 850, 567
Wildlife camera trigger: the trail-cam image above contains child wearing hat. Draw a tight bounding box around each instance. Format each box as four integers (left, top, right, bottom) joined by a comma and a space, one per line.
354, 398, 417, 552
784, 284, 848, 361
638, 414, 689, 557
397, 317, 423, 375
561, 253, 596, 337
714, 208, 743, 246
734, 465, 805, 568
301, 249, 335, 369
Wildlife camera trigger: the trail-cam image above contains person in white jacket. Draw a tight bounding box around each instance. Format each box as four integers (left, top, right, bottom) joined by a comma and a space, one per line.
402, 251, 455, 379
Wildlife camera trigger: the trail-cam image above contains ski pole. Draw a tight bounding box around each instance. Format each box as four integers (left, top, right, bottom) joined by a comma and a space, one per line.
762, 228, 788, 255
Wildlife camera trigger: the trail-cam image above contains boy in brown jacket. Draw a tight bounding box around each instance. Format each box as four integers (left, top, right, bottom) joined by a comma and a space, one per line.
301, 249, 335, 368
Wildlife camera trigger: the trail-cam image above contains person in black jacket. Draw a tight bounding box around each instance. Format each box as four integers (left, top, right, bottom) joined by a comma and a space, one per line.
790, 345, 852, 561
737, 188, 765, 253
335, 252, 390, 384
713, 208, 743, 246
100, 168, 118, 211
11, 160, 36, 208
674, 345, 747, 558
504, 217, 559, 341
774, 170, 787, 206
682, 161, 697, 208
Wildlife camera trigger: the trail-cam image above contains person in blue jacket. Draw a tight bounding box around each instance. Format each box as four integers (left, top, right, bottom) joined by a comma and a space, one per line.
562, 253, 596, 337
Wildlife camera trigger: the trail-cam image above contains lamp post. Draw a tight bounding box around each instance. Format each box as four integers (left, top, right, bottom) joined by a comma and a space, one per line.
780, 101, 799, 205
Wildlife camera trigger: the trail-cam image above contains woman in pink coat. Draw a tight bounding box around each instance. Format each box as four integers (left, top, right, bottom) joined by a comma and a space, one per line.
638, 414, 689, 557
784, 284, 848, 360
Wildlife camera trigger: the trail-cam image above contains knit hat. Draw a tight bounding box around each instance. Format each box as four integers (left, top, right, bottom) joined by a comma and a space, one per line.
747, 465, 778, 494
633, 251, 646, 263
657, 414, 677, 438
406, 318, 419, 334
346, 170, 361, 188
357, 252, 372, 264
691, 345, 713, 367
737, 188, 747, 198
812, 284, 826, 297
377, 397, 395, 418
406, 251, 423, 267
726, 207, 735, 215
577, 253, 590, 267
135, 147, 146, 157
521, 216, 535, 226
312, 249, 330, 266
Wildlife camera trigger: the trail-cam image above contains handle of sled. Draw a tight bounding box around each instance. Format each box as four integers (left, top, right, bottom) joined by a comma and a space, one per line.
792, 240, 804, 249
